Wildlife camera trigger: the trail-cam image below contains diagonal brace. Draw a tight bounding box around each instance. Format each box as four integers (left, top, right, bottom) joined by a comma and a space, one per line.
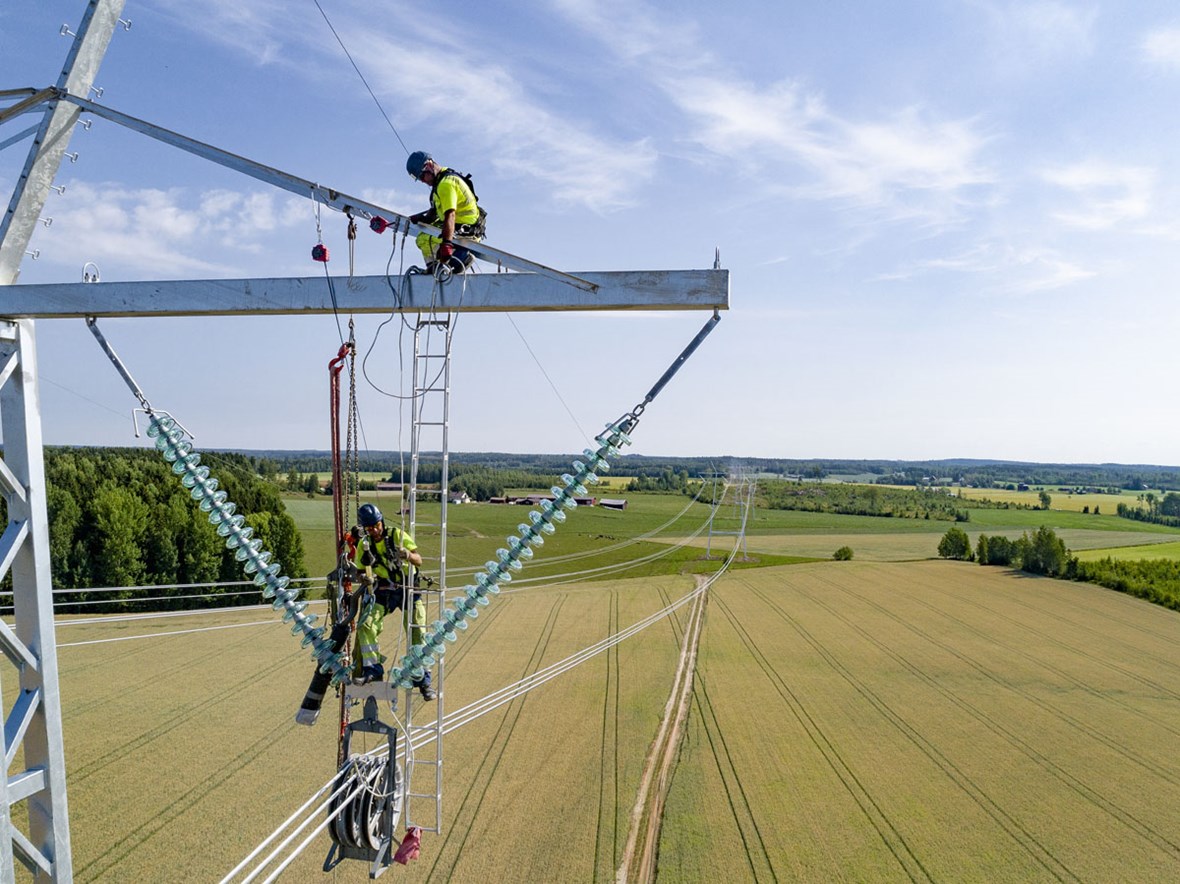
4, 688, 40, 769
51, 90, 599, 294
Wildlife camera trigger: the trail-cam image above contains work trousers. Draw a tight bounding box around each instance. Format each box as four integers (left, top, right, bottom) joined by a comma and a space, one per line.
356, 589, 431, 686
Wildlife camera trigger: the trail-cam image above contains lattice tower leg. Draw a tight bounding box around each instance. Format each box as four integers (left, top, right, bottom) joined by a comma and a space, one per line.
0, 320, 73, 881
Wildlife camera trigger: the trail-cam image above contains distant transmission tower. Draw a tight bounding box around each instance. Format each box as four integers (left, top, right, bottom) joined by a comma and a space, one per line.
704, 467, 754, 561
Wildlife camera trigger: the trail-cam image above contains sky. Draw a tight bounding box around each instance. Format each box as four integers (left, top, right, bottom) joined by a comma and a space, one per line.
3, 0, 1180, 466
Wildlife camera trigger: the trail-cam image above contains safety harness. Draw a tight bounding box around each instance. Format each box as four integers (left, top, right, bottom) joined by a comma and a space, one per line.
427, 168, 488, 239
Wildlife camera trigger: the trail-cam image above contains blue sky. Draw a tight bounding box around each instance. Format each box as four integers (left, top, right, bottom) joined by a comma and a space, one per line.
3, 1, 1180, 465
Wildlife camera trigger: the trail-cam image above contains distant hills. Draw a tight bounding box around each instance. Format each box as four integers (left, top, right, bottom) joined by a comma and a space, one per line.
213, 449, 1180, 492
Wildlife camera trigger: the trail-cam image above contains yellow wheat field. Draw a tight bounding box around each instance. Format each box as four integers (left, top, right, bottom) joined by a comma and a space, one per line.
662, 560, 1180, 882
46, 558, 1180, 882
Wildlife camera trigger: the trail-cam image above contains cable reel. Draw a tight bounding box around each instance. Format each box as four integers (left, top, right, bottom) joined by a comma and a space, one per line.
325, 692, 404, 877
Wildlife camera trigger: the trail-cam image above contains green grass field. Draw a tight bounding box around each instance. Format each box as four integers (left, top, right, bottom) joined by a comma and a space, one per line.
282, 491, 813, 586
1074, 541, 1180, 563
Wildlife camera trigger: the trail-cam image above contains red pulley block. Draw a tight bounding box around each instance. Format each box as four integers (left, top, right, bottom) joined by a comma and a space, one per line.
312, 243, 329, 262
369, 216, 391, 234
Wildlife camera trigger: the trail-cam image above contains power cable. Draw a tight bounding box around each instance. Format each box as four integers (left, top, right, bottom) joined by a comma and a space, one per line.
225, 531, 745, 881
312, 0, 410, 155
504, 313, 591, 444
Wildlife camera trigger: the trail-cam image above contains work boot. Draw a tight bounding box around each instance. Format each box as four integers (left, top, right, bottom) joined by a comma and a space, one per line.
358, 663, 384, 685
418, 683, 436, 702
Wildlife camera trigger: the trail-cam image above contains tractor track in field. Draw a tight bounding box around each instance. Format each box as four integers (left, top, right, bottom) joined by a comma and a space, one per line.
828, 574, 1180, 786
688, 646, 772, 882
885, 569, 1180, 737
905, 567, 1180, 696
77, 715, 296, 881
797, 574, 1180, 861
423, 595, 566, 882
717, 583, 929, 884
743, 575, 1084, 882
964, 567, 1180, 649
63, 627, 262, 719
593, 588, 621, 879
616, 579, 708, 884
69, 646, 306, 784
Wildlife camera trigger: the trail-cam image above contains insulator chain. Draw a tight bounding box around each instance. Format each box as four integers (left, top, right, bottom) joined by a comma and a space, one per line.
385, 420, 632, 688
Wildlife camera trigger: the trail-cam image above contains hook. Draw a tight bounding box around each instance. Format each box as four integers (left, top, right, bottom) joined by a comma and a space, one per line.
59, 24, 76, 38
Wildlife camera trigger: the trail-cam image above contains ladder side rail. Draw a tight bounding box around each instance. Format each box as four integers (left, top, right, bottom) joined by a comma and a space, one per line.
431, 317, 454, 835
402, 319, 427, 827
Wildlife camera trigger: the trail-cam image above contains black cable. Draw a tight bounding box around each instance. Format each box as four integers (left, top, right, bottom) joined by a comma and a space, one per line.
321, 260, 346, 346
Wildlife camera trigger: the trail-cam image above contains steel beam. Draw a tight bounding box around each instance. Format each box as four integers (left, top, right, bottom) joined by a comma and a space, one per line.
0, 268, 729, 318
52, 93, 600, 294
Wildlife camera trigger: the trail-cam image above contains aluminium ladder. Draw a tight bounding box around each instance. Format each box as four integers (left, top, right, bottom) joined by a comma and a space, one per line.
403, 313, 453, 835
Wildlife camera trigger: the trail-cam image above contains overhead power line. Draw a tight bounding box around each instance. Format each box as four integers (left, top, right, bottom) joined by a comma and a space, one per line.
312, 0, 410, 155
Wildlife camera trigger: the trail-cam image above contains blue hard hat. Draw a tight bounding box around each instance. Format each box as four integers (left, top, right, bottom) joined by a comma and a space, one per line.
406, 151, 431, 179
358, 503, 384, 527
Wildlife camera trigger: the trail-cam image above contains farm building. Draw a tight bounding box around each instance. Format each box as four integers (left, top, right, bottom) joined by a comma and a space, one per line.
600, 498, 628, 510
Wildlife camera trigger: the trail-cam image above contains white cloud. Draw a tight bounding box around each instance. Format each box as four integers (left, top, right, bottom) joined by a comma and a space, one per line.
1141, 26, 1180, 70
145, 0, 289, 66
347, 33, 652, 213
885, 241, 1096, 293
558, 1, 994, 226
973, 0, 1097, 66
1040, 160, 1155, 229
145, 0, 652, 213
31, 183, 306, 277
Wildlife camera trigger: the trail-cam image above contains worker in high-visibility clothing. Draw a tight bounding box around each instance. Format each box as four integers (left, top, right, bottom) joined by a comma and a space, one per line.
354, 503, 435, 701
406, 150, 486, 275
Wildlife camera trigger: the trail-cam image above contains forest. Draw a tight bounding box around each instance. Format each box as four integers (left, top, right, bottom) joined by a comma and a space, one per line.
762, 480, 970, 521
25, 446, 306, 610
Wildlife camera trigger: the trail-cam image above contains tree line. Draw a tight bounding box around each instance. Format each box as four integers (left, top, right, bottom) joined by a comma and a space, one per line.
938, 525, 1180, 610
220, 449, 1180, 492
1116, 493, 1180, 528
938, 526, 1070, 576
764, 480, 970, 521
10, 447, 308, 612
